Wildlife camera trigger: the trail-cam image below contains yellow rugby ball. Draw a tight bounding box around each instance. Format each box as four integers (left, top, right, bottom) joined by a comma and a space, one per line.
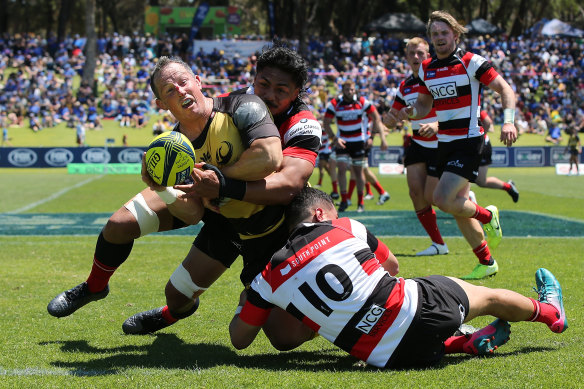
145, 131, 196, 186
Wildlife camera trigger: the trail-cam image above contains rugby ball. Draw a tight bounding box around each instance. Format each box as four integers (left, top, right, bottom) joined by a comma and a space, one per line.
145, 131, 196, 186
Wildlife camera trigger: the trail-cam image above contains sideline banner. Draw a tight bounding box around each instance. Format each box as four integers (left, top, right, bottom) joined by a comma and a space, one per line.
67, 163, 141, 174
0, 147, 146, 168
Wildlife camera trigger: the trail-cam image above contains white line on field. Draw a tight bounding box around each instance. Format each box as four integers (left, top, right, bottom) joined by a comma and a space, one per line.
6, 175, 104, 214
0, 367, 113, 376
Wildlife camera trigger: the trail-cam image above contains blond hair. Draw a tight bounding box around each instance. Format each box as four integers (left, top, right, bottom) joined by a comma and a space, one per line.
405, 37, 430, 52
427, 11, 467, 44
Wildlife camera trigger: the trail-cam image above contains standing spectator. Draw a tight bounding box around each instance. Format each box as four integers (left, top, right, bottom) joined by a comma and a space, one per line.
565, 128, 581, 175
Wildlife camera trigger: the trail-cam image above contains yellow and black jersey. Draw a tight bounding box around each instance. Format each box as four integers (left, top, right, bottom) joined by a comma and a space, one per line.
175, 93, 285, 239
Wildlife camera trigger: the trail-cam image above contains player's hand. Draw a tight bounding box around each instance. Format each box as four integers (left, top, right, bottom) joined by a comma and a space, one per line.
397, 106, 414, 121
382, 111, 398, 128
141, 152, 165, 192
335, 137, 346, 149
175, 163, 221, 199
418, 122, 438, 138
500, 123, 518, 147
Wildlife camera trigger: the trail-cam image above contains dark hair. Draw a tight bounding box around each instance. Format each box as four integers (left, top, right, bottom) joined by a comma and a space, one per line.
285, 187, 334, 231
150, 56, 195, 99
256, 44, 308, 93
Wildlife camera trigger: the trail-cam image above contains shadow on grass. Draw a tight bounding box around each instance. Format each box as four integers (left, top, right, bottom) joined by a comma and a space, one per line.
41, 336, 558, 376
42, 334, 361, 375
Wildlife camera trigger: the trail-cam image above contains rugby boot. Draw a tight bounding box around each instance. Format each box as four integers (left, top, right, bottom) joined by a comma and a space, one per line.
377, 192, 391, 205
416, 242, 449, 256
330, 192, 340, 200
47, 282, 109, 317
123, 307, 172, 335
460, 260, 499, 280
534, 268, 568, 333
507, 180, 519, 203
483, 205, 502, 249
338, 201, 349, 212
357, 204, 365, 213
462, 319, 511, 355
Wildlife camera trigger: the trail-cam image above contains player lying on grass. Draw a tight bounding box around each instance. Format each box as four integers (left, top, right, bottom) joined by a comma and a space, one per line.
229, 187, 568, 369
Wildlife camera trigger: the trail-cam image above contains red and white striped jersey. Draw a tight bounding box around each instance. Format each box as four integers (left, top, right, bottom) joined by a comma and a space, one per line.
392, 74, 438, 148
319, 127, 332, 154
325, 94, 375, 143
417, 48, 499, 142
240, 218, 419, 368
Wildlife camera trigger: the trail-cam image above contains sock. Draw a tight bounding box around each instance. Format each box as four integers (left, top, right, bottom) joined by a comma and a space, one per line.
317, 175, 323, 185
527, 298, 560, 327
86, 258, 117, 293
372, 180, 385, 195
472, 203, 493, 224
365, 182, 373, 196
348, 179, 356, 198
472, 241, 494, 265
86, 231, 134, 293
332, 181, 338, 194
502, 182, 511, 192
443, 334, 469, 354
357, 191, 364, 206
341, 192, 349, 202
416, 206, 445, 245
161, 305, 178, 324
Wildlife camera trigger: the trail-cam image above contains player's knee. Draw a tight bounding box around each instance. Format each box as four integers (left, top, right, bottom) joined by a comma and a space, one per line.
103, 210, 141, 242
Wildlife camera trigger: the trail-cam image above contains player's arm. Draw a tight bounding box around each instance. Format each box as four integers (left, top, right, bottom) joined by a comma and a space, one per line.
369, 106, 388, 150
220, 136, 282, 181
487, 75, 518, 147
365, 228, 398, 276
399, 92, 433, 121
323, 115, 337, 143
229, 289, 270, 350
481, 112, 493, 133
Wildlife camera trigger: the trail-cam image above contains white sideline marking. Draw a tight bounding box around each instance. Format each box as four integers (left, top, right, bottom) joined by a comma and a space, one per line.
6, 176, 103, 214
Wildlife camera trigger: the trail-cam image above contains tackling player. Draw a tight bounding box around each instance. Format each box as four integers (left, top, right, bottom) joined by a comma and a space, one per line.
229, 187, 568, 369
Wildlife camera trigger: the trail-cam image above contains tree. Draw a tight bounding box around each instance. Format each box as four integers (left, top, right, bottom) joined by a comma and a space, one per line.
82, 0, 97, 91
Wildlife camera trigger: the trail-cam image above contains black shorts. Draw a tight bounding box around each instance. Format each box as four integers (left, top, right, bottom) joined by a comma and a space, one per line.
404, 141, 439, 177
479, 139, 492, 166
318, 152, 331, 162
335, 140, 367, 160
193, 210, 241, 268
388, 275, 469, 369
194, 209, 289, 285
436, 136, 484, 182
239, 220, 289, 285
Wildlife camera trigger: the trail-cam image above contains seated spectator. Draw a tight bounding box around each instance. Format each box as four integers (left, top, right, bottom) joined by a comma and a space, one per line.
545, 124, 564, 144
29, 113, 41, 132
152, 119, 165, 135
87, 105, 102, 129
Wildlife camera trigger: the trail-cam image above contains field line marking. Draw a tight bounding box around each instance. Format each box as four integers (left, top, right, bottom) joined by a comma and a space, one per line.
6, 175, 104, 214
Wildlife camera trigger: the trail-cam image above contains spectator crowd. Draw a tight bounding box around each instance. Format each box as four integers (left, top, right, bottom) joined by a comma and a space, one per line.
1, 30, 583, 141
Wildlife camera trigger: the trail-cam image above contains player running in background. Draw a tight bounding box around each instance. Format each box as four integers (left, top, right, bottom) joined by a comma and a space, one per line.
315, 124, 337, 190
386, 37, 448, 256
229, 187, 568, 369
474, 109, 519, 202
324, 79, 388, 213
387, 11, 518, 279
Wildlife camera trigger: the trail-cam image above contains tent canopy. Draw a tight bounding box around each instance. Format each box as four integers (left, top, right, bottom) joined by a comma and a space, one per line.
540, 18, 584, 37
465, 18, 504, 36
364, 13, 426, 34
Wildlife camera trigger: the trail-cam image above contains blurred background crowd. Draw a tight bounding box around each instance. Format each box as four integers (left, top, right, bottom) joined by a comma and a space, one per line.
1, 31, 583, 143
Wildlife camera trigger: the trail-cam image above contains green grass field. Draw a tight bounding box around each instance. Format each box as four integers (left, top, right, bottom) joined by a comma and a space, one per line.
1, 167, 583, 388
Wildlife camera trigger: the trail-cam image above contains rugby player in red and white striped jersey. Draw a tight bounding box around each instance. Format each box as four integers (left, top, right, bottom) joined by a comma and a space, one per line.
388, 11, 518, 280
229, 187, 568, 369
386, 37, 447, 257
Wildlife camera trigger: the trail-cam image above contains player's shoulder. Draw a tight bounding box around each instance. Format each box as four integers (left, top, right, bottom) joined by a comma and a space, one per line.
214, 93, 270, 126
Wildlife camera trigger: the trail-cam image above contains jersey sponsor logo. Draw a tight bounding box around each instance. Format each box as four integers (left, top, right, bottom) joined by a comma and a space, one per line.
426, 70, 437, 78
7, 148, 37, 167
429, 82, 458, 99
403, 87, 412, 94
44, 148, 74, 167
356, 304, 386, 335
216, 141, 234, 165
286, 119, 322, 143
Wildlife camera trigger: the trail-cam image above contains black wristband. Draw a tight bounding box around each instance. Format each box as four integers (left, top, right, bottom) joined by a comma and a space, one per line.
201, 163, 246, 201
221, 177, 247, 201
